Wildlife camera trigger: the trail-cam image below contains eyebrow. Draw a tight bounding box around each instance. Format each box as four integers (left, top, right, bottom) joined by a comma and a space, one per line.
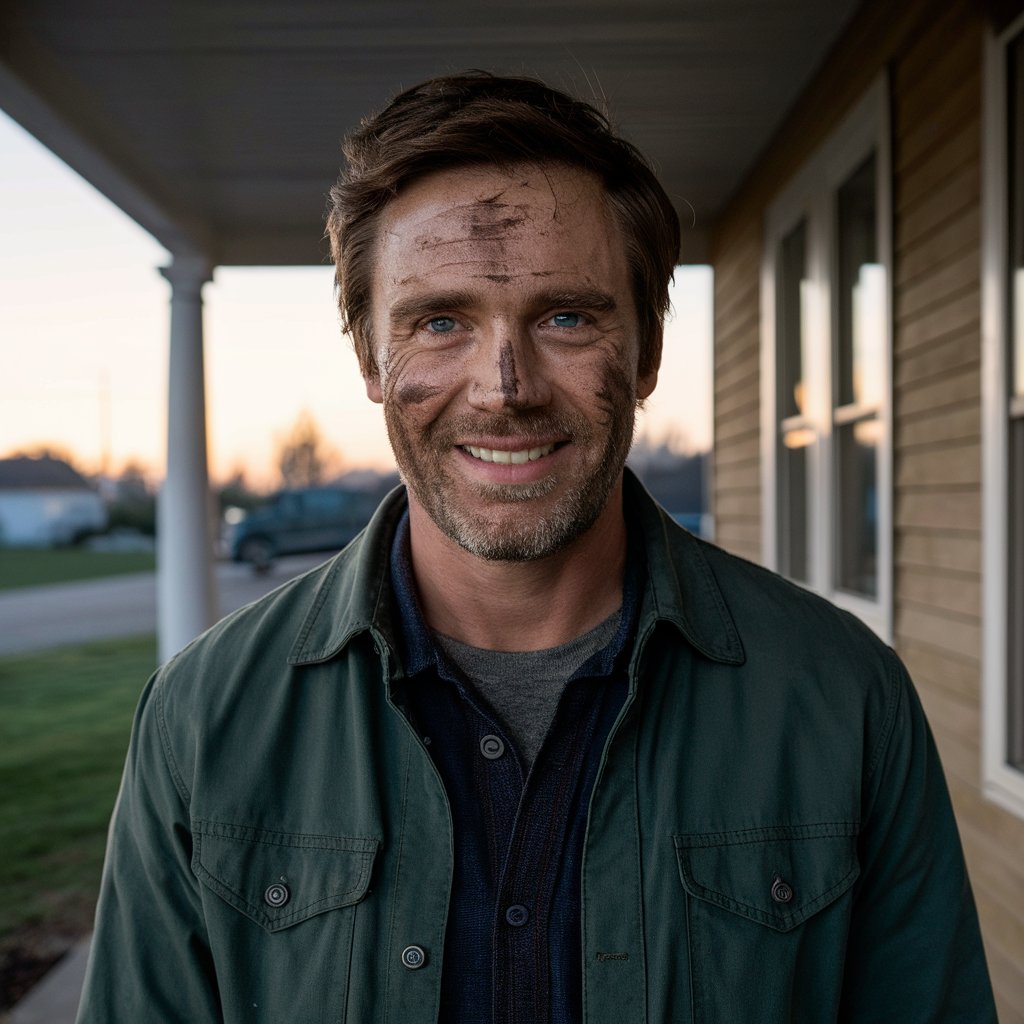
536, 289, 618, 314
387, 287, 619, 328
388, 291, 478, 328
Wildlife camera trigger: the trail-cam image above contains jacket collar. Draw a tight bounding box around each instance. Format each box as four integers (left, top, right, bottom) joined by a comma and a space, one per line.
288, 471, 745, 668
623, 470, 745, 665
287, 485, 408, 666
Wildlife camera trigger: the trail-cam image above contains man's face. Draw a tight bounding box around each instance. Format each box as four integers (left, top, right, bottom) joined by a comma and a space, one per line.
366, 162, 657, 561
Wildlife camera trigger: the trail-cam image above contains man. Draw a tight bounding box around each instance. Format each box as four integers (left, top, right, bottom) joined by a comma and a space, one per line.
78, 73, 996, 1023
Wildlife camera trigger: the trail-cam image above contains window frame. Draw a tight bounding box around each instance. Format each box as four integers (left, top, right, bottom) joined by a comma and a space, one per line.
760, 76, 893, 641
982, 12, 1024, 820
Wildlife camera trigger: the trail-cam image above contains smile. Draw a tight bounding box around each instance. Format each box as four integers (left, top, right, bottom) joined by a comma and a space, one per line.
461, 443, 556, 465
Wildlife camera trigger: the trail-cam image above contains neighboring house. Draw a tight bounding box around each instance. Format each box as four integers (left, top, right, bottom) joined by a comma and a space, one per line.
0, 455, 107, 546
708, 0, 1024, 1015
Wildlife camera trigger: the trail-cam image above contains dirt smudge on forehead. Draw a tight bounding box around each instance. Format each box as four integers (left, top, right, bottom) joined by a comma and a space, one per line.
409, 200, 534, 268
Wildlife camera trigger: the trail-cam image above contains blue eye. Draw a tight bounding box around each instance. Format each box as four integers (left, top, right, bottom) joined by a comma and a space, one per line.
551, 312, 583, 328
426, 316, 457, 333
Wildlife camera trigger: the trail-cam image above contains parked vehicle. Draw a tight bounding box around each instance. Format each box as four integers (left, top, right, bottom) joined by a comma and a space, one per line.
228, 486, 380, 571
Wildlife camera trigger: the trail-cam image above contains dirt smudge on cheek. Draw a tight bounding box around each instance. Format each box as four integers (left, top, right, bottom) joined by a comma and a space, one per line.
593, 355, 637, 433
395, 380, 444, 405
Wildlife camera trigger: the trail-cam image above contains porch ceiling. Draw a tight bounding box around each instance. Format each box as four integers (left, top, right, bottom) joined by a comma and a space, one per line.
1, 0, 860, 266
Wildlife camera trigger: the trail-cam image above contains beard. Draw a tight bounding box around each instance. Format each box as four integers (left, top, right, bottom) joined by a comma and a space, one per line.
383, 362, 638, 562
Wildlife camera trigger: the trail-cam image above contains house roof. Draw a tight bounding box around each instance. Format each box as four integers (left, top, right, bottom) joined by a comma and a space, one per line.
0, 0, 861, 266
0, 456, 94, 492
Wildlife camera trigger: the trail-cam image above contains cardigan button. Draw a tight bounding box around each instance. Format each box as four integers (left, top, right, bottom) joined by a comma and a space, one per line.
401, 945, 426, 970
505, 904, 529, 927
480, 734, 505, 759
771, 876, 794, 904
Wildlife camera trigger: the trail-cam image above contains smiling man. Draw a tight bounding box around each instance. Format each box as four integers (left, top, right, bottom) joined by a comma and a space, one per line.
78, 73, 995, 1023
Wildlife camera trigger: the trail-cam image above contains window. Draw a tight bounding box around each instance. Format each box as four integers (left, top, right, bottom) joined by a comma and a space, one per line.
983, 13, 1024, 818
761, 78, 892, 639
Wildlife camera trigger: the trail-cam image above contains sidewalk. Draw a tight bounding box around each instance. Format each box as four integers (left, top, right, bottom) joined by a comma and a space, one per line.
4, 937, 90, 1024
0, 553, 327, 656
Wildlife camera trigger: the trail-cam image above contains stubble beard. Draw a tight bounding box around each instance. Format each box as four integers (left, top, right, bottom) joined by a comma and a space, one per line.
384, 364, 638, 562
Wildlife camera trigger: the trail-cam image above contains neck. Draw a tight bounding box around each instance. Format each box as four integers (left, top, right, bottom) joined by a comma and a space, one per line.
407, 480, 628, 652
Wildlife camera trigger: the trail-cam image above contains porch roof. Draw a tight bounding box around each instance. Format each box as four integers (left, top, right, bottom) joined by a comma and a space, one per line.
1, 0, 860, 267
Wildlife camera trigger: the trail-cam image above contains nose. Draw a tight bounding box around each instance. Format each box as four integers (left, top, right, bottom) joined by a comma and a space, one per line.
467, 324, 551, 413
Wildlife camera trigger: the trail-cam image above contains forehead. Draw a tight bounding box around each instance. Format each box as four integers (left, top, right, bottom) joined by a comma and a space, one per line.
372, 163, 629, 297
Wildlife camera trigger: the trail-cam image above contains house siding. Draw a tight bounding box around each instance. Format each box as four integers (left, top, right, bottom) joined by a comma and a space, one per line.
709, 0, 1024, 1017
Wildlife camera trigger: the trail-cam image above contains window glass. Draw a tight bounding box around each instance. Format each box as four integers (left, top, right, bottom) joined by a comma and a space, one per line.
834, 155, 881, 598
778, 222, 808, 421
1009, 420, 1024, 767
836, 419, 879, 597
777, 221, 810, 582
837, 156, 881, 409
1008, 30, 1024, 768
779, 434, 810, 582
1012, 32, 1024, 401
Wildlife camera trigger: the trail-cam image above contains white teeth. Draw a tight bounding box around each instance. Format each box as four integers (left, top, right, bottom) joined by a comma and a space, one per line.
464, 443, 555, 463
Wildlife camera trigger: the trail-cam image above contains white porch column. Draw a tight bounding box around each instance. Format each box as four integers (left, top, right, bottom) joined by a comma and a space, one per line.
158, 255, 216, 663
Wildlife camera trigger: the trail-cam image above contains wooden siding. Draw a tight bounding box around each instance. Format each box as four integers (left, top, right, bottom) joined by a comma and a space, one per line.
708, 0, 1024, 1016
712, 218, 761, 559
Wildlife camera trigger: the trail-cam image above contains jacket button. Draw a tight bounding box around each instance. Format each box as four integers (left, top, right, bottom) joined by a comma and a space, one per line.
264, 882, 290, 908
771, 876, 794, 904
480, 734, 505, 759
505, 904, 529, 927
401, 945, 426, 970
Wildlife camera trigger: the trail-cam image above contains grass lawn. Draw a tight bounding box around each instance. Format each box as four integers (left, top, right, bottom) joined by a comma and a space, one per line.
0, 634, 156, 1002
0, 547, 155, 591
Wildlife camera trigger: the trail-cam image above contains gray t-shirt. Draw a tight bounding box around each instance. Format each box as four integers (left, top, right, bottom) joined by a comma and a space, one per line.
434, 609, 621, 769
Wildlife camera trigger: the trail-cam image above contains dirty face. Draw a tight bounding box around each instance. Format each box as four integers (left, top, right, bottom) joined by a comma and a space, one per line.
366, 163, 658, 561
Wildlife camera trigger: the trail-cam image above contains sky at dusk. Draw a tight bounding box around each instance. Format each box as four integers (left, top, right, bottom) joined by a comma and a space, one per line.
0, 109, 712, 491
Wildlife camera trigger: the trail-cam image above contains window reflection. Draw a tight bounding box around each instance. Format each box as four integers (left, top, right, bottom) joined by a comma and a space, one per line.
834, 154, 881, 599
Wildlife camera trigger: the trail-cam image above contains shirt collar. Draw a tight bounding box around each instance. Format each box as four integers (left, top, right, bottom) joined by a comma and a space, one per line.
388, 508, 642, 681
288, 470, 744, 669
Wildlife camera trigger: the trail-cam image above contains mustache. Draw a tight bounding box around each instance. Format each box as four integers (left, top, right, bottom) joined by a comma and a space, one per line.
427, 409, 592, 445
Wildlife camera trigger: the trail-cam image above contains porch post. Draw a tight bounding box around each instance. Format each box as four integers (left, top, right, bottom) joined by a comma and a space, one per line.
157, 254, 216, 663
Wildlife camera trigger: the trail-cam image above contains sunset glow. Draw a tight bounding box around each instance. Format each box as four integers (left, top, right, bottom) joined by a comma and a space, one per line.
0, 109, 712, 491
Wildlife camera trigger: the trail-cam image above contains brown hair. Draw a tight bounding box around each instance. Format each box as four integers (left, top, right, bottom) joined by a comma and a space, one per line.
326, 71, 680, 381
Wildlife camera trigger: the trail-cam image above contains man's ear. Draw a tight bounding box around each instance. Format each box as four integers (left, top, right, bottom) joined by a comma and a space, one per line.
636, 328, 662, 402
364, 369, 384, 404
637, 366, 659, 403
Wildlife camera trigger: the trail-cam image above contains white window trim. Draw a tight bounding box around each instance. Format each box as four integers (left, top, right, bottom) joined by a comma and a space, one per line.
982, 13, 1024, 820
760, 75, 893, 642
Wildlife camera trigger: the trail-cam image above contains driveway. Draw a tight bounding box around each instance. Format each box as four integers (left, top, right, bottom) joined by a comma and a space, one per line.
0, 553, 331, 657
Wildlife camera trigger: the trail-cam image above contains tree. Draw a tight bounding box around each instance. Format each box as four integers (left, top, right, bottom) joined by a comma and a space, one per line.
275, 411, 340, 489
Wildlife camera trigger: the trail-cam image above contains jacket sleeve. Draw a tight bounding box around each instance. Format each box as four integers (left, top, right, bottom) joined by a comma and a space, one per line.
76, 669, 222, 1023
838, 652, 997, 1022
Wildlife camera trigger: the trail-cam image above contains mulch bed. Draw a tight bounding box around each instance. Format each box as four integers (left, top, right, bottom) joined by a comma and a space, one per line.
0, 928, 79, 1013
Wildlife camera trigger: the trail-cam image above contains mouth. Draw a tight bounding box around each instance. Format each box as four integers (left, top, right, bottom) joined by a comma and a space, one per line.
461, 442, 558, 465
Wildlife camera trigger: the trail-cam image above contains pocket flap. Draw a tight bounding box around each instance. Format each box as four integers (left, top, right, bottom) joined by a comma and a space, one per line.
674, 823, 859, 932
193, 820, 379, 933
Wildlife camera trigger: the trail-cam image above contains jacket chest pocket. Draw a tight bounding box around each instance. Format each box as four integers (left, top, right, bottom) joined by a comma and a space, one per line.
674, 824, 859, 1024
192, 820, 379, 1024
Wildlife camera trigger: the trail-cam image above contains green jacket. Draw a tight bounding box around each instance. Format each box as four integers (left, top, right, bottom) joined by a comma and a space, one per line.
78, 477, 996, 1023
